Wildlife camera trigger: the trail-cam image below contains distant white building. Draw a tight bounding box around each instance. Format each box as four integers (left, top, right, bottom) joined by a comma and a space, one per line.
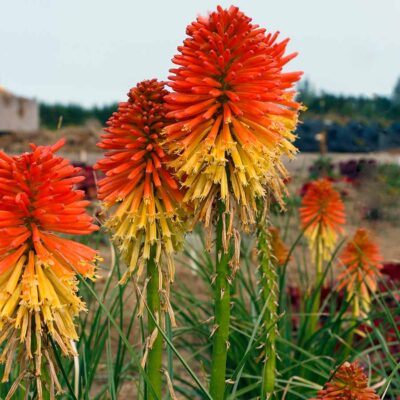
0, 87, 39, 132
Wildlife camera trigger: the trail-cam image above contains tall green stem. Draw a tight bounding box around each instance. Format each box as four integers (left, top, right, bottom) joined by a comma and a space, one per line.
309, 234, 323, 334
257, 213, 279, 399
210, 200, 232, 400
344, 292, 360, 358
146, 247, 162, 400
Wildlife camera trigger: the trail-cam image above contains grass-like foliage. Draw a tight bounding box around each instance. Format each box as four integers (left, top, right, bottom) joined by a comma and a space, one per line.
0, 202, 398, 399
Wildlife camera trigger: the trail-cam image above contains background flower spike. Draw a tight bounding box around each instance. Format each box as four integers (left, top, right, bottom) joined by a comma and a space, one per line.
311, 361, 380, 400
337, 228, 383, 316
300, 178, 346, 335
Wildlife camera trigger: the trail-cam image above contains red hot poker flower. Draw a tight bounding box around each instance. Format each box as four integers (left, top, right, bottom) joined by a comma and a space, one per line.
0, 140, 98, 395
300, 179, 346, 260
337, 228, 383, 313
312, 361, 379, 400
95, 79, 185, 285
164, 5, 303, 228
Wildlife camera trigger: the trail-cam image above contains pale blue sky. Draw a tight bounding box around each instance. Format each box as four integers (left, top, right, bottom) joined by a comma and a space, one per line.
1, 0, 400, 106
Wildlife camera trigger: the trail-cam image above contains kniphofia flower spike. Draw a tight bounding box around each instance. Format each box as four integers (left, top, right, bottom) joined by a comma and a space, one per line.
164, 5, 303, 229
300, 179, 346, 260
337, 228, 382, 314
95, 79, 185, 303
312, 361, 379, 400
0, 140, 98, 397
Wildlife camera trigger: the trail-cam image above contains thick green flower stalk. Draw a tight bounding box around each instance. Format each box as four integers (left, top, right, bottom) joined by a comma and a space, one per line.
256, 204, 282, 397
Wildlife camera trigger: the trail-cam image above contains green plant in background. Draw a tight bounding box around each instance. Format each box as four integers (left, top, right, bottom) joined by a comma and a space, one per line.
308, 157, 336, 180
378, 163, 400, 194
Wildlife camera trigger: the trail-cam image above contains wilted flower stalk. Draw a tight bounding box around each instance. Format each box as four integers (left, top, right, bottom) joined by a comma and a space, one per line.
300, 179, 345, 333
163, 5, 302, 398
95, 79, 185, 399
312, 361, 379, 400
0, 140, 98, 399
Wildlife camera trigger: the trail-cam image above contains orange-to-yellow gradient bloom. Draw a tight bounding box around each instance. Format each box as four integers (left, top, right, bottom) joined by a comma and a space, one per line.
337, 228, 382, 314
269, 227, 290, 266
163, 5, 303, 228
95, 79, 185, 285
300, 179, 346, 260
0, 140, 98, 395
312, 361, 379, 400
